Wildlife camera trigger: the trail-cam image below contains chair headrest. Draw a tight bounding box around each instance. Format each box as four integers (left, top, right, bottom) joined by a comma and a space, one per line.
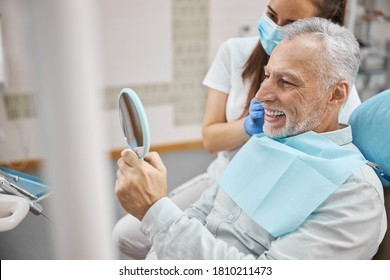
349, 89, 390, 187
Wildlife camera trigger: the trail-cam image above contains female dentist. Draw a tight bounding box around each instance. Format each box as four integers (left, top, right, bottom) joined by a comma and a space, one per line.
113, 0, 361, 259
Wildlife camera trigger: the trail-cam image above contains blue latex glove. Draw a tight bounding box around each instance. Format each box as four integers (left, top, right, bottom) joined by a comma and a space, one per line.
244, 98, 265, 136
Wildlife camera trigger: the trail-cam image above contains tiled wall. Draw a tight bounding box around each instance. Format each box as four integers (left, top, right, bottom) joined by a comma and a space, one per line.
3, 94, 37, 120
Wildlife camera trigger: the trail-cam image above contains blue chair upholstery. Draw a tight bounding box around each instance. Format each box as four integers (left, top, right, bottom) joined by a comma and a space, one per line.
349, 89, 390, 187
349, 89, 390, 260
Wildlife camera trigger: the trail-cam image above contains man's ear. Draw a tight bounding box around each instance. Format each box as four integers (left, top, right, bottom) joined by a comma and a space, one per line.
329, 80, 349, 106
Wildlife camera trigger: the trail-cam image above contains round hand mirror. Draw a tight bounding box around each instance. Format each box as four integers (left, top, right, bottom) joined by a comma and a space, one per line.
118, 88, 150, 158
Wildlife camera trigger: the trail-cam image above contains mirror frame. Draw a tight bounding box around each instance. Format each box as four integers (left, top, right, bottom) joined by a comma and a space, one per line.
118, 88, 150, 158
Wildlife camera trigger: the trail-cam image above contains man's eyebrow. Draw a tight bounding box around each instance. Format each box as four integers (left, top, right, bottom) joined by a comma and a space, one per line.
264, 66, 303, 83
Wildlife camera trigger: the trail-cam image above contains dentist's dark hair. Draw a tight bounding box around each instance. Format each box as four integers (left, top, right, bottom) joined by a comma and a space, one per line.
240, 0, 348, 116
315, 0, 347, 26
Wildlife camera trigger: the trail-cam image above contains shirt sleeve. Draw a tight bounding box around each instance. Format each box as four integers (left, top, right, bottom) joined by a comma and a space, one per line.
141, 197, 259, 260
141, 168, 385, 259
141, 182, 258, 260
142, 179, 219, 234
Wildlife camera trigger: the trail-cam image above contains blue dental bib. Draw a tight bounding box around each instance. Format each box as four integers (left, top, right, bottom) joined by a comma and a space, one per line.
218, 131, 366, 237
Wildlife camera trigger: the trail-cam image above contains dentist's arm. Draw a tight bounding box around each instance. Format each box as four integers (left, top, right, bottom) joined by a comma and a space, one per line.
202, 89, 250, 153
115, 149, 167, 221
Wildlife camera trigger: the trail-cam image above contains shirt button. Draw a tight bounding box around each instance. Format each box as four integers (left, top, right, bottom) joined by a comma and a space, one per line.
228, 214, 234, 220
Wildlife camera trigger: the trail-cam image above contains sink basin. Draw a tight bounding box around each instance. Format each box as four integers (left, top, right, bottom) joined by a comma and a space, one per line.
0, 193, 30, 232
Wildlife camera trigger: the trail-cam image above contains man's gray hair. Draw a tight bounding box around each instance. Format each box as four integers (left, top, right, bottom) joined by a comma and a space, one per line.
282, 17, 360, 91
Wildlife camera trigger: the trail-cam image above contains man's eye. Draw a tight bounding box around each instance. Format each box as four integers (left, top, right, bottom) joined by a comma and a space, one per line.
280, 79, 294, 87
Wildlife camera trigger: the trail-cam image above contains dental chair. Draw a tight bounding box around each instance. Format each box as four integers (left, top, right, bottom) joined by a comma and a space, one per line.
349, 89, 390, 260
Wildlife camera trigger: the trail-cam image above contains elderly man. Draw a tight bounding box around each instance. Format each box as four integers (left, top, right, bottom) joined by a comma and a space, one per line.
115, 18, 386, 259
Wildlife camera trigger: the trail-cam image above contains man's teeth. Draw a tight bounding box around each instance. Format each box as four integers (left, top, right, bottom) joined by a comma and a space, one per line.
265, 109, 285, 117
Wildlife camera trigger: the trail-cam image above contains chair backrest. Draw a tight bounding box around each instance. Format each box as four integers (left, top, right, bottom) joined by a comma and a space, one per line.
349, 89, 390, 260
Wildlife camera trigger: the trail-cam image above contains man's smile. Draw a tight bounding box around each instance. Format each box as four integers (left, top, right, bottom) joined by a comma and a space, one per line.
265, 108, 285, 117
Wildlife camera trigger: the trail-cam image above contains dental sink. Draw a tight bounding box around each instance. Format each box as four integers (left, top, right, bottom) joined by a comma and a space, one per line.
0, 193, 30, 232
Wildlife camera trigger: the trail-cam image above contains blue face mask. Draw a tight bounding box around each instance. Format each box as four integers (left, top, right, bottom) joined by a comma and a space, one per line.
258, 13, 284, 55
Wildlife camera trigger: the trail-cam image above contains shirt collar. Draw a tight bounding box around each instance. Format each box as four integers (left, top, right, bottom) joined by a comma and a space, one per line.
320, 124, 352, 146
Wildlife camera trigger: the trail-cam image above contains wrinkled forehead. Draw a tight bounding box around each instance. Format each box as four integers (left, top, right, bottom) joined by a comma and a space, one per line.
273, 35, 323, 65
282, 31, 325, 46
268, 36, 324, 81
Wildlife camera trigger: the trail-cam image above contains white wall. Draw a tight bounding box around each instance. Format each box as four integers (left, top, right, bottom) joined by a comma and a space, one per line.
100, 0, 173, 86
208, 0, 266, 63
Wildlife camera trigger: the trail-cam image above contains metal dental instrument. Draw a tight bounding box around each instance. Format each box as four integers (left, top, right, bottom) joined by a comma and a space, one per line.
0, 168, 39, 200
0, 175, 51, 222
9, 181, 39, 200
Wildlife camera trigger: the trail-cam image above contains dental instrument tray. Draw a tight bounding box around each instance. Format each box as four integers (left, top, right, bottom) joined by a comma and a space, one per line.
0, 166, 50, 201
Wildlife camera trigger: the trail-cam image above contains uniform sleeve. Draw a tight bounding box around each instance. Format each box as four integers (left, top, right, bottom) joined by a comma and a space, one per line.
339, 84, 361, 124
202, 39, 232, 94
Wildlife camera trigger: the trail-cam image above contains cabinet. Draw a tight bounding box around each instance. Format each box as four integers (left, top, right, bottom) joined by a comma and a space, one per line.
348, 0, 390, 100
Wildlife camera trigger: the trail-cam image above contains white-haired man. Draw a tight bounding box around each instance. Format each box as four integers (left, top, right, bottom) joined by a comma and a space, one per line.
115, 18, 386, 259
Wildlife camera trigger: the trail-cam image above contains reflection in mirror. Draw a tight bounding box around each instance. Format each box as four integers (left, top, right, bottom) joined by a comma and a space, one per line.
118, 88, 150, 158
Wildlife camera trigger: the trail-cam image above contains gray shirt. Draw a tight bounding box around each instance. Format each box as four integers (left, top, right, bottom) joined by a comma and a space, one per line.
141, 126, 387, 259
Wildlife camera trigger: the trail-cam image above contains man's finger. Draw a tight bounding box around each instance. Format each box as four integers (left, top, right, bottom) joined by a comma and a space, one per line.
144, 152, 167, 174
121, 148, 141, 167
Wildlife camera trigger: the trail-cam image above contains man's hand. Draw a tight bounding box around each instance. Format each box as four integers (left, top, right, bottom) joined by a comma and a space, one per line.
115, 149, 167, 220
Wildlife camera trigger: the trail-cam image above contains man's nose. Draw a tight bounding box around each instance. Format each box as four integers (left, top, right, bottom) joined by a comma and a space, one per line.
255, 79, 276, 102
